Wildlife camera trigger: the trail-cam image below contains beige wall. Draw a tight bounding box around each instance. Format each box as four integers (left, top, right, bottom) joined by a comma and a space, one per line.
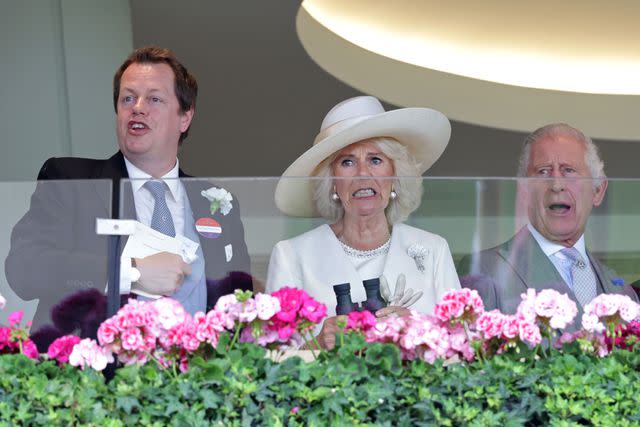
0, 0, 132, 181
1, 1, 638, 180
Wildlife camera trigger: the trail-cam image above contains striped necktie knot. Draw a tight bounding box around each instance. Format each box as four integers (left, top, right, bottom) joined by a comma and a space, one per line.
561, 247, 587, 269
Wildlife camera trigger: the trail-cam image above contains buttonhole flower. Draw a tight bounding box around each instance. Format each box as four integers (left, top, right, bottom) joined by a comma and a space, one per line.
201, 187, 233, 216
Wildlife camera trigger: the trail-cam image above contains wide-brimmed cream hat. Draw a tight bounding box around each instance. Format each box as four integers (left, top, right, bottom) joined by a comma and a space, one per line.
275, 96, 451, 217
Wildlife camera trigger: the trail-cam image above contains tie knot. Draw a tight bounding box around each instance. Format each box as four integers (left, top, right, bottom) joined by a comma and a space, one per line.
145, 180, 168, 199
561, 247, 587, 268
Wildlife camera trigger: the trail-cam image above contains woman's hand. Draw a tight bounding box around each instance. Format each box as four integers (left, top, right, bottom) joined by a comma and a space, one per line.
316, 315, 345, 350
380, 274, 423, 308
375, 306, 411, 319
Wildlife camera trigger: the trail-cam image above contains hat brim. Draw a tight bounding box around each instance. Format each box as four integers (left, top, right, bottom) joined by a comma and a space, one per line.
275, 107, 451, 217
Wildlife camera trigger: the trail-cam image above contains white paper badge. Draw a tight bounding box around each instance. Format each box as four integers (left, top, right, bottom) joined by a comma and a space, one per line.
225, 244, 233, 262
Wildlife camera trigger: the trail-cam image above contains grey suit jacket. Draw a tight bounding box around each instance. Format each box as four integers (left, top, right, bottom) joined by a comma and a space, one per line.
459, 227, 639, 321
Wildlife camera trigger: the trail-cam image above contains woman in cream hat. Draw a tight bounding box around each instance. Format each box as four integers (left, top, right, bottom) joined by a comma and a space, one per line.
266, 96, 460, 349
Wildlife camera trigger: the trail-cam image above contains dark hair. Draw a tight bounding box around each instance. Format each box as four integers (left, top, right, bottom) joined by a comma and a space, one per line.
113, 46, 198, 143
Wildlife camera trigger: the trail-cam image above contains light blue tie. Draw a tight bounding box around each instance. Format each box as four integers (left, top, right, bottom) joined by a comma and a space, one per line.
145, 180, 176, 237
561, 247, 597, 307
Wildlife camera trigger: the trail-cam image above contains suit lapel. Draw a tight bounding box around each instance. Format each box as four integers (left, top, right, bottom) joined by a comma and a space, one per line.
92, 152, 134, 219
498, 228, 569, 295
183, 180, 231, 280
588, 251, 618, 295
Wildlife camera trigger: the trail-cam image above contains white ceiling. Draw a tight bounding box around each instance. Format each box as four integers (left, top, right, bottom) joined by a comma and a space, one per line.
299, 1, 640, 140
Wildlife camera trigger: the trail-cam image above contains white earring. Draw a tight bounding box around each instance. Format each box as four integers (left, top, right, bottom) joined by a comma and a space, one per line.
390, 188, 397, 200
331, 185, 340, 202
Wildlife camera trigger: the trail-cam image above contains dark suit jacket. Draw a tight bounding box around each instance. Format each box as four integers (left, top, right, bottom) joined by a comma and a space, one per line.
458, 227, 639, 323
5, 151, 251, 331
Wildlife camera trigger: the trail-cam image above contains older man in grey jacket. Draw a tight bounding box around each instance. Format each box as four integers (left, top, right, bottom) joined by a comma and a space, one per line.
459, 123, 638, 318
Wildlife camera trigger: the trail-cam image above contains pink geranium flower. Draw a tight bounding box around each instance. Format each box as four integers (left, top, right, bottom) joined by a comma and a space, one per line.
300, 297, 327, 324
69, 338, 114, 371
47, 335, 81, 364
8, 310, 23, 327
255, 293, 280, 320
518, 319, 542, 346
346, 311, 376, 332
582, 294, 640, 334
22, 339, 39, 359
434, 288, 484, 324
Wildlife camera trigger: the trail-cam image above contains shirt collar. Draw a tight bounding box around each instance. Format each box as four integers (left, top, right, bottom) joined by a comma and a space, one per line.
527, 223, 587, 261
123, 156, 181, 201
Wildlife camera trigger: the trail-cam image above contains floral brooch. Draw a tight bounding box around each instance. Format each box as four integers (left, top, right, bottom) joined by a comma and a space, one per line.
407, 244, 427, 273
201, 187, 233, 216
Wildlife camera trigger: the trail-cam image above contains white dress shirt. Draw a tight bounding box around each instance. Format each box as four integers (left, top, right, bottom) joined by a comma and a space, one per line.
120, 157, 187, 293
123, 157, 186, 235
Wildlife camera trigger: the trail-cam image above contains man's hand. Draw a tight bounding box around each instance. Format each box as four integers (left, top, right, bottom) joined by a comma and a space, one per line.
316, 316, 345, 350
132, 252, 191, 296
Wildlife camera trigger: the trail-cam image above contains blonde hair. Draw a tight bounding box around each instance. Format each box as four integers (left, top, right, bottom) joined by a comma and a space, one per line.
312, 137, 423, 224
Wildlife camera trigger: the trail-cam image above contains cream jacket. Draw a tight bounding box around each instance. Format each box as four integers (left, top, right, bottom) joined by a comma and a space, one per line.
266, 223, 460, 317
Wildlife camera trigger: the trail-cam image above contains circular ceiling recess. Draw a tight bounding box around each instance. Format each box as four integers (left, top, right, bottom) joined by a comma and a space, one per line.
297, 0, 640, 140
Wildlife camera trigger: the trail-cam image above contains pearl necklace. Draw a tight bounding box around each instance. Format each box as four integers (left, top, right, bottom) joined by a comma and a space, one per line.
339, 237, 391, 259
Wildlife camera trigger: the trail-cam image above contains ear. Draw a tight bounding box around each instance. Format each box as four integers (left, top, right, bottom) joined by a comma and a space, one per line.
592, 178, 608, 207
179, 108, 195, 133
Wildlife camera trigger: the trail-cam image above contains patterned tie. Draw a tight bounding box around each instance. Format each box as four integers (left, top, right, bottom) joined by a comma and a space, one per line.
561, 247, 598, 307
145, 180, 176, 237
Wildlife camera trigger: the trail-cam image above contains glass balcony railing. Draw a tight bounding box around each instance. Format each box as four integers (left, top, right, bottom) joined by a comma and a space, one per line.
3, 176, 639, 349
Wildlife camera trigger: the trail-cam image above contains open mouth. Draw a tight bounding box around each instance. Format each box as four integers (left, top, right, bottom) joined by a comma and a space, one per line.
128, 121, 149, 132
352, 188, 376, 198
548, 203, 571, 214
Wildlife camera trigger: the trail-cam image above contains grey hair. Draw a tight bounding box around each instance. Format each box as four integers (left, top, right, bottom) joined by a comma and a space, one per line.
516, 123, 606, 187
311, 137, 423, 224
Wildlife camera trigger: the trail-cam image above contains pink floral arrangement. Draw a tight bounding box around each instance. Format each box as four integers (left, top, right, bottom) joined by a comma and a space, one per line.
0, 308, 38, 360
243, 287, 326, 349
94, 288, 327, 372
340, 288, 639, 364
3, 285, 640, 373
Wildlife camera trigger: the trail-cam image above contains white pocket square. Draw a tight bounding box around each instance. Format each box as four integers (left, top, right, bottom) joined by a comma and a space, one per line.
225, 244, 233, 262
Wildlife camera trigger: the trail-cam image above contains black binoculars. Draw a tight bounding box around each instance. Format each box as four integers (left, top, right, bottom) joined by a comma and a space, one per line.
333, 278, 386, 315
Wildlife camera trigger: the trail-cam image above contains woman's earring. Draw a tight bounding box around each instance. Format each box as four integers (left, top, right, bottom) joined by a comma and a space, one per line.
331, 185, 340, 202
390, 188, 398, 200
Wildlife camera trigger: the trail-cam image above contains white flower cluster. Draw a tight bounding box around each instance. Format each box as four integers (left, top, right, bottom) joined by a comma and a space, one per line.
407, 244, 427, 273
201, 187, 234, 216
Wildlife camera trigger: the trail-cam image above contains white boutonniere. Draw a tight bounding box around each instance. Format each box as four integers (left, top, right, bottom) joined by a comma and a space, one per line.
407, 244, 427, 273
201, 187, 233, 216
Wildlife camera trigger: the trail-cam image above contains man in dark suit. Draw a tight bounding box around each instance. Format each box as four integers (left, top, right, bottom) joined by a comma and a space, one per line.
5, 47, 251, 337
459, 123, 638, 317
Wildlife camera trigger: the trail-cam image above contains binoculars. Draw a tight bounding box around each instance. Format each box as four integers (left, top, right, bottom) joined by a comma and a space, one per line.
333, 278, 386, 315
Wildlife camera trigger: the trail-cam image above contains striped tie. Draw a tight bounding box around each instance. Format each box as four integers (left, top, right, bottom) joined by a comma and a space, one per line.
561, 247, 597, 307
145, 180, 176, 237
